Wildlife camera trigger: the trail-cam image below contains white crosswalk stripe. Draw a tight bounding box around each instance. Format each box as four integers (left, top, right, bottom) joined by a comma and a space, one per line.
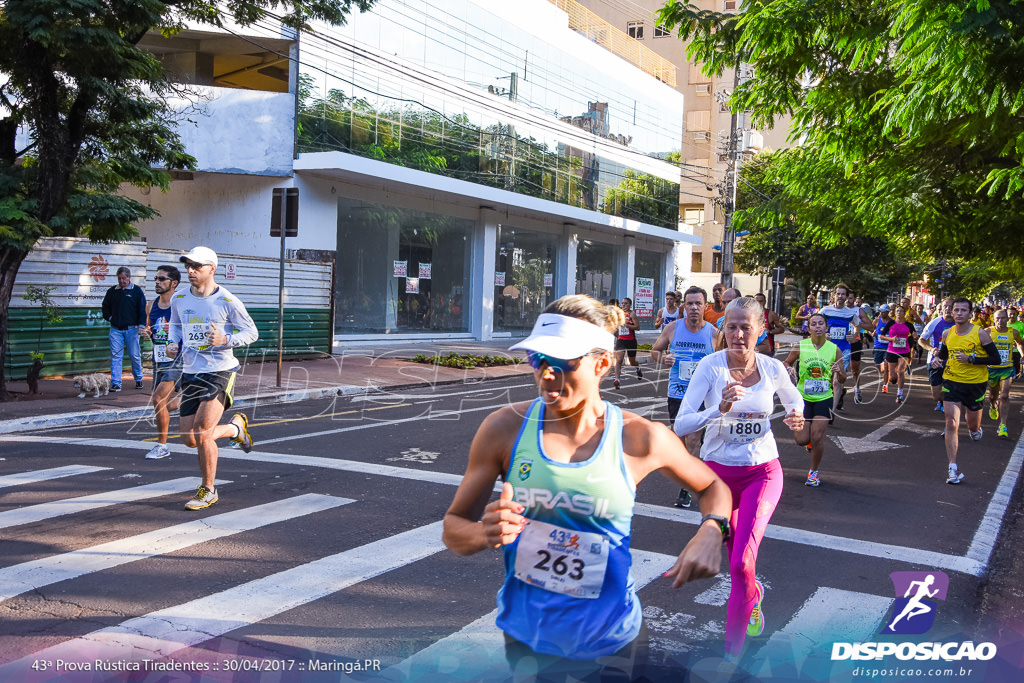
751, 587, 894, 677
0, 477, 229, 530
0, 494, 353, 604
3, 436, 989, 575
0, 461, 967, 679
386, 549, 676, 681
0, 465, 110, 489
0, 521, 447, 675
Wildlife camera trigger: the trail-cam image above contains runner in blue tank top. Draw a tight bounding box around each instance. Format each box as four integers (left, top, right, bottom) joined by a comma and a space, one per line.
444, 295, 731, 680
819, 283, 871, 416
140, 265, 183, 460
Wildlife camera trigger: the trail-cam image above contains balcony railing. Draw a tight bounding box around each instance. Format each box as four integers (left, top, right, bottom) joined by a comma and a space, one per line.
549, 0, 677, 87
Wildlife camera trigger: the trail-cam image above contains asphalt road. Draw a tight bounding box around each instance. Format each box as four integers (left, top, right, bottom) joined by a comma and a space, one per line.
1, 361, 1022, 682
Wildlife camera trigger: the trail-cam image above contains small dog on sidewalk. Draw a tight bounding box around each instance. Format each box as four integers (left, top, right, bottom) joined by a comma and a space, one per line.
73, 373, 111, 398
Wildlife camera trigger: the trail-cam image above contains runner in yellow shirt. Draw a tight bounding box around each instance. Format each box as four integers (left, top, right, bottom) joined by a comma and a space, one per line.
932, 298, 1002, 484
986, 309, 1024, 439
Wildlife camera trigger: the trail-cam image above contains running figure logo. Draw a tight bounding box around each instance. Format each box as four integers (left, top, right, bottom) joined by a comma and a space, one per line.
883, 571, 949, 635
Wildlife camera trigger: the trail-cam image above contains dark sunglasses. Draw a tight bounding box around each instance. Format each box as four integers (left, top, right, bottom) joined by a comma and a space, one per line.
183, 261, 208, 271
526, 351, 602, 373
153, 276, 171, 282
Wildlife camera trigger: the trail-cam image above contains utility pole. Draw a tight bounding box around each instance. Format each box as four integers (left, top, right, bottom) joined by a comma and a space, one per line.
719, 65, 743, 289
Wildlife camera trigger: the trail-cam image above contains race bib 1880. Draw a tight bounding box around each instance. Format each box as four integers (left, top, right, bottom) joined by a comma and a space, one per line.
720, 411, 770, 444
514, 518, 609, 599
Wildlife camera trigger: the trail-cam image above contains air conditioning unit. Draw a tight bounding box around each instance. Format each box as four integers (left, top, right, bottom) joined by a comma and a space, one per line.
743, 130, 764, 153
695, 83, 711, 95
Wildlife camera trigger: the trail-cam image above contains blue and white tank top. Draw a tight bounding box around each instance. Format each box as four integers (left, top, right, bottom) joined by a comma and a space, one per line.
147, 300, 178, 367
498, 399, 639, 660
668, 321, 716, 399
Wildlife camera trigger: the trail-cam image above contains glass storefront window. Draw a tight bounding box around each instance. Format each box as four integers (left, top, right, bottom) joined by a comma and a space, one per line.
493, 226, 559, 335
298, 0, 683, 229
575, 240, 616, 303
336, 197, 471, 333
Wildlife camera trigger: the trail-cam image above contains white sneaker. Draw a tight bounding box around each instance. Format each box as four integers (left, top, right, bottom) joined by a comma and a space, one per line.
184, 486, 219, 510
969, 428, 983, 441
947, 466, 964, 485
145, 443, 171, 460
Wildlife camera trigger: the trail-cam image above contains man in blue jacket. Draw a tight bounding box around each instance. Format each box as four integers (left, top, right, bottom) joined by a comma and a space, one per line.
101, 266, 147, 391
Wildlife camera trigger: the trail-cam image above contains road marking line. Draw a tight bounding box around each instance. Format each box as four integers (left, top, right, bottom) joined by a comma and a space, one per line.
0, 477, 229, 530
258, 402, 509, 445
635, 503, 986, 576
965, 429, 1024, 566
0, 521, 446, 671
140, 403, 417, 441
350, 383, 536, 403
0, 494, 352, 603
0, 465, 109, 489
248, 403, 413, 429
4, 435, 993, 574
693, 576, 732, 606
385, 548, 674, 681
751, 587, 893, 675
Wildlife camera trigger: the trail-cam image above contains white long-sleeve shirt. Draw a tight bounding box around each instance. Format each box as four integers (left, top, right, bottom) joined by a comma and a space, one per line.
673, 351, 804, 467
168, 285, 258, 374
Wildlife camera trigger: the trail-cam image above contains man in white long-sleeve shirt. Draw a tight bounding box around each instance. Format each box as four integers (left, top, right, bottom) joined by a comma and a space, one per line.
165, 246, 259, 510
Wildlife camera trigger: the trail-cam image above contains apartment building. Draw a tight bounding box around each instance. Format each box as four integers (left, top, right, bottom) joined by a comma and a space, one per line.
569, 0, 790, 295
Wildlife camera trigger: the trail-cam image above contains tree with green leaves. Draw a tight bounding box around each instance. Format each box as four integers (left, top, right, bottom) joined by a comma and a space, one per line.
733, 150, 921, 303
0, 0, 373, 398
657, 0, 1024, 294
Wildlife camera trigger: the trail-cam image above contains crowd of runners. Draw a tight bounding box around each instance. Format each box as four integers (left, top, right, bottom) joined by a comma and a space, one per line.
444, 285, 1022, 677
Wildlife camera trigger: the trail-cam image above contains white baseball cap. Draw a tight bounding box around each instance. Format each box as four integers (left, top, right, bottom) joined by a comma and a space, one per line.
510, 313, 616, 359
180, 246, 218, 269
879, 304, 891, 312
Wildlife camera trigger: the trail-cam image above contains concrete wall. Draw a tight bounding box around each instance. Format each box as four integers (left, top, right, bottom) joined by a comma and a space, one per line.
167, 86, 295, 176
121, 173, 337, 260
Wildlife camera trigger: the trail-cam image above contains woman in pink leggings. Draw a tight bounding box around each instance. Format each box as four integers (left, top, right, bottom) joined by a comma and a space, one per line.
674, 296, 805, 658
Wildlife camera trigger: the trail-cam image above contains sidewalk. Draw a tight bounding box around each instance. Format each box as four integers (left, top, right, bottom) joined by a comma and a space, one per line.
0, 338, 550, 434
0, 329, 762, 434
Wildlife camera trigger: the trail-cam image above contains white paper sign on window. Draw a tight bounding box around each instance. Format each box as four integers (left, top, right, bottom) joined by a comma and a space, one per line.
406, 277, 420, 294
634, 277, 655, 317
495, 272, 506, 287
543, 273, 553, 287
393, 261, 408, 278
418, 263, 432, 279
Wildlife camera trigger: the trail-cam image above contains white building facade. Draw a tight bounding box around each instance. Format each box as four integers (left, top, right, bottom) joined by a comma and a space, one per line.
123, 0, 699, 344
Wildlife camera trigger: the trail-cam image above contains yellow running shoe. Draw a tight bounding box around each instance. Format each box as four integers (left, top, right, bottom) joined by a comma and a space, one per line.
989, 405, 999, 421
229, 413, 253, 453
748, 580, 765, 637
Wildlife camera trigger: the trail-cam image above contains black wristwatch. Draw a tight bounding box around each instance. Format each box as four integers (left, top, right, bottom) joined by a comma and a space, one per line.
700, 514, 731, 543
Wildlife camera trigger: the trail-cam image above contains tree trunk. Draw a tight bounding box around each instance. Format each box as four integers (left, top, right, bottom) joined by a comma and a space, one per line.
0, 246, 30, 401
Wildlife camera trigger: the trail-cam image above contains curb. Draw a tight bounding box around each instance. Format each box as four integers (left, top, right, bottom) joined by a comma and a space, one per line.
0, 366, 535, 435
0, 383, 377, 435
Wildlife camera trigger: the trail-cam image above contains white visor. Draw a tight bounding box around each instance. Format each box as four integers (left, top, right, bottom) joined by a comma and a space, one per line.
509, 313, 616, 358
